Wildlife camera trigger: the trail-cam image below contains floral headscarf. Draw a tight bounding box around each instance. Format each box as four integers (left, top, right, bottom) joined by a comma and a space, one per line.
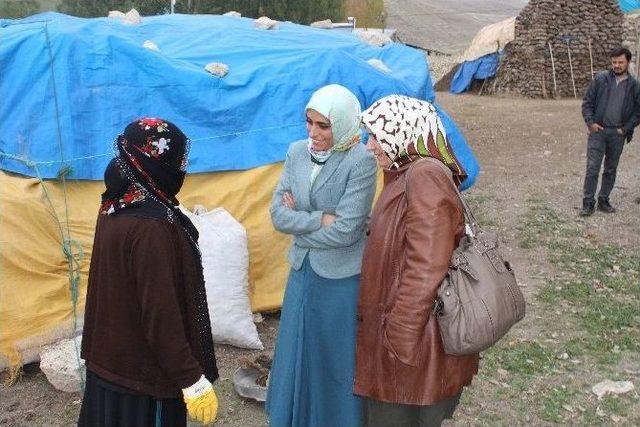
305, 84, 362, 163
100, 117, 190, 217
361, 95, 467, 183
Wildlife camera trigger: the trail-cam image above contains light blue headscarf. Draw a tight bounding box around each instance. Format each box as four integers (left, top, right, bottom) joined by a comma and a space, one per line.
305, 84, 362, 163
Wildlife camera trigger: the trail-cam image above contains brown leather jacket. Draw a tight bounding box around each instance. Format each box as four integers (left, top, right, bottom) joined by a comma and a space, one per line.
354, 159, 479, 406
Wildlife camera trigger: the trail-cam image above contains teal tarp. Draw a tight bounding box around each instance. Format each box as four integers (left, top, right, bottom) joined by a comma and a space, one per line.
0, 12, 479, 188
450, 53, 500, 94
620, 0, 640, 13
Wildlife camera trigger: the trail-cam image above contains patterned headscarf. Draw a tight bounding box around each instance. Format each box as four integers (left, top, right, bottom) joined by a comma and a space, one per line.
361, 95, 467, 183
100, 117, 190, 217
305, 84, 362, 163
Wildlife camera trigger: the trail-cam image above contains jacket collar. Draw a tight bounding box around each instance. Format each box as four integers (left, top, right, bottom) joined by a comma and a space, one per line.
609, 69, 636, 85
310, 149, 348, 194
382, 161, 412, 185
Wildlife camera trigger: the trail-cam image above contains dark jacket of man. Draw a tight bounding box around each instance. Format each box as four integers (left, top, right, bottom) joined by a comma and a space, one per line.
582, 70, 640, 142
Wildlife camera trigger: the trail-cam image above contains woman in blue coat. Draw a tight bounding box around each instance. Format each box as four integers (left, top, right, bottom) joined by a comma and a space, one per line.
266, 84, 377, 427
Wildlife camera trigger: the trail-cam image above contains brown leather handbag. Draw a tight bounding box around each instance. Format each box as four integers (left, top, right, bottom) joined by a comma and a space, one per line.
411, 158, 526, 356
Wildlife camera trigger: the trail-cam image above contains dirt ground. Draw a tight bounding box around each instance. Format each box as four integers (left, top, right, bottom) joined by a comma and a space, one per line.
1, 92, 638, 426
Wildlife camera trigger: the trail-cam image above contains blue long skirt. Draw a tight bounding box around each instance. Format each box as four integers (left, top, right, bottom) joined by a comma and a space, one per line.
266, 257, 362, 427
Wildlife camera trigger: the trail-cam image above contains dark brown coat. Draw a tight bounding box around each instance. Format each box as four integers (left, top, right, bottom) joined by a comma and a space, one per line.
354, 160, 479, 405
81, 214, 210, 399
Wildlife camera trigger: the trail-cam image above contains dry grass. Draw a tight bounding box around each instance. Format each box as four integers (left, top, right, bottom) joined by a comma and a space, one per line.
344, 0, 385, 28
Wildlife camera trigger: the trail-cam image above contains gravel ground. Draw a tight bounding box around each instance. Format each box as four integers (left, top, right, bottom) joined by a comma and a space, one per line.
428, 53, 459, 83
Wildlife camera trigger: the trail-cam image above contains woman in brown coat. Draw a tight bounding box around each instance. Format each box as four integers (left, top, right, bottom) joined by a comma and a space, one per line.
354, 96, 479, 427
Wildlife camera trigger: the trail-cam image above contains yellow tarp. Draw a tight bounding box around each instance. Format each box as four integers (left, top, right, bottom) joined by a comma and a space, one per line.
0, 164, 292, 366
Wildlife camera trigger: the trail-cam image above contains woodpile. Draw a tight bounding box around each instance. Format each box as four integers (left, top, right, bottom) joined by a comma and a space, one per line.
622, 14, 640, 77
489, 0, 624, 98
623, 13, 640, 52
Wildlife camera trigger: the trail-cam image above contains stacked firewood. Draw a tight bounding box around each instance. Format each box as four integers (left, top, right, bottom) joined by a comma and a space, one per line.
489, 0, 624, 98
622, 13, 640, 51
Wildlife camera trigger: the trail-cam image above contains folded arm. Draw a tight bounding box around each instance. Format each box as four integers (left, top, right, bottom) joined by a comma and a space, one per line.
270, 149, 324, 235
293, 155, 376, 249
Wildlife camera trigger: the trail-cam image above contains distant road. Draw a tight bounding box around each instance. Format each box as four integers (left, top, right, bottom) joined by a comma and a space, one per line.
385, 0, 528, 54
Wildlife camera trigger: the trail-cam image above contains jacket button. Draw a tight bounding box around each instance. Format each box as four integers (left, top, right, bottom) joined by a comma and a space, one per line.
365, 229, 371, 236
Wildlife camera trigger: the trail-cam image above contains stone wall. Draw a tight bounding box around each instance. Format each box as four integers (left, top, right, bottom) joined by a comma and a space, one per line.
623, 13, 640, 51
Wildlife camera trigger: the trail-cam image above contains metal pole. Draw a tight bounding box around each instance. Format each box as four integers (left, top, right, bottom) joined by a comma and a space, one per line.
549, 42, 558, 98
478, 78, 488, 96
170, 0, 175, 14
588, 39, 594, 80
636, 21, 640, 78
567, 42, 577, 99
636, 40, 640, 79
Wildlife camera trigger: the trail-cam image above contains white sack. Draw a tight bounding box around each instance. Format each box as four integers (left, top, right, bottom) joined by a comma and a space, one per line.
181, 206, 263, 350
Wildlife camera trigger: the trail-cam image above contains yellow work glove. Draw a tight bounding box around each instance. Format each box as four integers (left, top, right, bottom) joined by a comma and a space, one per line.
182, 375, 218, 425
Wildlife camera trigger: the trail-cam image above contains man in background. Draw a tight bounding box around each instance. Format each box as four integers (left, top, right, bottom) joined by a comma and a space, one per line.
581, 47, 640, 216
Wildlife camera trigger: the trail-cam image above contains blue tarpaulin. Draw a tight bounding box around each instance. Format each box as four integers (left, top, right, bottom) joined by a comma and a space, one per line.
450, 53, 500, 94
1, 12, 479, 188
620, 0, 640, 13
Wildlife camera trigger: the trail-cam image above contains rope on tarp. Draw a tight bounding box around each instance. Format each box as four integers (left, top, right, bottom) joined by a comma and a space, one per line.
0, 23, 85, 388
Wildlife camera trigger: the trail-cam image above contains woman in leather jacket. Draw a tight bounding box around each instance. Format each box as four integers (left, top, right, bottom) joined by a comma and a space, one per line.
354, 96, 479, 427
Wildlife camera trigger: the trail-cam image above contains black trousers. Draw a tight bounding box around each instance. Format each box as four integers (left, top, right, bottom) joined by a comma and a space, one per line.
78, 371, 187, 427
583, 129, 626, 204
362, 394, 461, 427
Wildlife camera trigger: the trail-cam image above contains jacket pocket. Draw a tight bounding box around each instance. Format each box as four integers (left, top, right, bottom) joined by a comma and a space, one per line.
383, 259, 401, 312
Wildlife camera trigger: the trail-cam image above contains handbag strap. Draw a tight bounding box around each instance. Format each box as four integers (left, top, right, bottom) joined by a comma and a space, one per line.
404, 157, 479, 235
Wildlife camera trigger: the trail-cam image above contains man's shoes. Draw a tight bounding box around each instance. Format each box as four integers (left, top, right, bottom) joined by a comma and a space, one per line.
597, 200, 616, 213
580, 201, 595, 216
